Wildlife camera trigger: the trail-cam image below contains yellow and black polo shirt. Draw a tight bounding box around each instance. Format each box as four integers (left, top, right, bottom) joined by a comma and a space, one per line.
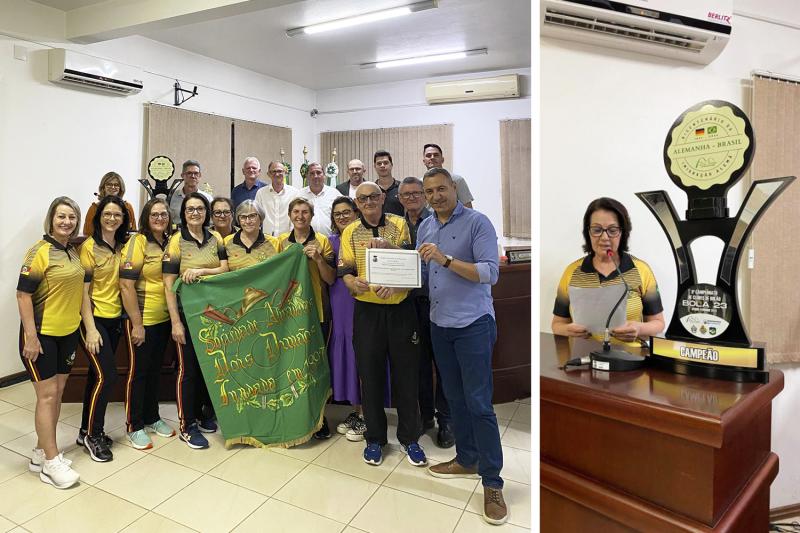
338, 213, 411, 305
162, 227, 227, 276
224, 230, 281, 271
277, 229, 335, 323
554, 253, 663, 337
80, 235, 123, 319
17, 235, 85, 336
120, 233, 169, 326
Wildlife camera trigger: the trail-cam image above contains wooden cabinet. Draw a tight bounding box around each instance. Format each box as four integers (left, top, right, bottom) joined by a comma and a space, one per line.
540, 333, 782, 532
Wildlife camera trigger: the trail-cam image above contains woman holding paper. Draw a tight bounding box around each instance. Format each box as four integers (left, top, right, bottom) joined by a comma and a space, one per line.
551, 197, 664, 346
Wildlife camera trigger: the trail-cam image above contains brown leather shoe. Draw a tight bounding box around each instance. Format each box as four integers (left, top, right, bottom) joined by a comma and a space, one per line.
427, 458, 479, 479
483, 487, 508, 525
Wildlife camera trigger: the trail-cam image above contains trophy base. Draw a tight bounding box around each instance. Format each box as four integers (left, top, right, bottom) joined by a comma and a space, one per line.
648, 336, 768, 383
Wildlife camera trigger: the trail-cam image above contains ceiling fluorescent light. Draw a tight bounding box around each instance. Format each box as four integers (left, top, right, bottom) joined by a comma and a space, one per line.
287, 0, 437, 37
361, 48, 488, 69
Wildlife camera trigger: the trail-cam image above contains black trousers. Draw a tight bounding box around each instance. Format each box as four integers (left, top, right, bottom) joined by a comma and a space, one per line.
79, 316, 122, 436
353, 298, 421, 446
415, 296, 450, 425
175, 312, 214, 433
124, 320, 171, 432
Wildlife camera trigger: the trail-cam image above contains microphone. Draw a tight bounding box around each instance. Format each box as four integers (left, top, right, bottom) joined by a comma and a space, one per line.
588, 250, 646, 372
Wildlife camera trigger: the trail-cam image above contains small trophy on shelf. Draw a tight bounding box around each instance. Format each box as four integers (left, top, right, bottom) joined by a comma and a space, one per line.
300, 146, 309, 187
280, 148, 292, 184
326, 148, 339, 187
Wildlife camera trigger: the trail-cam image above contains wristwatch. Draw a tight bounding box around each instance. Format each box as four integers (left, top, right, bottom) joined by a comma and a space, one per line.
443, 254, 454, 268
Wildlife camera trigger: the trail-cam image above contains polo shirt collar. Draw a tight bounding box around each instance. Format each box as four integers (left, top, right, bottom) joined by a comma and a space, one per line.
180, 226, 213, 247
406, 207, 432, 225
580, 251, 634, 281
233, 229, 266, 253
146, 232, 168, 249
43, 234, 72, 252
288, 227, 317, 246
91, 231, 117, 252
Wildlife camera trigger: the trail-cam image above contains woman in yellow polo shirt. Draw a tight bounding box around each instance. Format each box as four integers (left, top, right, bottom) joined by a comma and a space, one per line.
224, 200, 280, 270
78, 195, 131, 463
119, 198, 176, 450
552, 197, 665, 346
163, 192, 229, 450
17, 197, 84, 489
278, 197, 335, 438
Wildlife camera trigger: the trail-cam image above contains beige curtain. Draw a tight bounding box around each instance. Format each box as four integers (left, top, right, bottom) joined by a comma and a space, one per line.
319, 124, 453, 184
748, 76, 800, 363
500, 119, 531, 238
232, 120, 293, 188
145, 104, 232, 202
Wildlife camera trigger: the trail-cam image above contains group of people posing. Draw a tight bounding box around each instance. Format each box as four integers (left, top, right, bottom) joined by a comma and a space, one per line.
16, 144, 510, 525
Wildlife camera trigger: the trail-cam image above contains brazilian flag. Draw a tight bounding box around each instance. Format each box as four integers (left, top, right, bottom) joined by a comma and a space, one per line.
175, 245, 330, 448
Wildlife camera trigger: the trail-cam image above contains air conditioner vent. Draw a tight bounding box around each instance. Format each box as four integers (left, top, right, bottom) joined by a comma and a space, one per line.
545, 9, 706, 52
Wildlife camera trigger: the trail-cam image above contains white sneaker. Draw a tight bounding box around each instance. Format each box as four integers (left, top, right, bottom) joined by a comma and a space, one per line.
29, 448, 72, 473
40, 456, 79, 489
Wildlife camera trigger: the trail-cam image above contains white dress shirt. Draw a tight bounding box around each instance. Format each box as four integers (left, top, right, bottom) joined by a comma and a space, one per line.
301, 185, 342, 236
254, 183, 301, 236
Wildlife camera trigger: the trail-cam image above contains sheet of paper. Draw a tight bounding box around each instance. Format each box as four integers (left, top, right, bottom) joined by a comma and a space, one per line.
568, 284, 628, 334
365, 248, 422, 288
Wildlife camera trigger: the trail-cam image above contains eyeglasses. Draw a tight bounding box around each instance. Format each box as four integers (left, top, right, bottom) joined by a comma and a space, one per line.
356, 193, 381, 203
185, 206, 206, 214
150, 212, 169, 220
588, 225, 622, 238
333, 209, 354, 219
399, 191, 423, 200
183, 171, 200, 177
269, 170, 285, 175
238, 213, 260, 222
102, 212, 123, 220
213, 209, 232, 217
105, 183, 121, 189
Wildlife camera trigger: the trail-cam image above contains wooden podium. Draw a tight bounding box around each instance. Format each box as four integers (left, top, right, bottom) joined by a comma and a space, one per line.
540, 333, 783, 532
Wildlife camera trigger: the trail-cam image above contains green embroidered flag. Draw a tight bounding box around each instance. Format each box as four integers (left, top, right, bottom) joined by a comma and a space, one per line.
175, 245, 330, 448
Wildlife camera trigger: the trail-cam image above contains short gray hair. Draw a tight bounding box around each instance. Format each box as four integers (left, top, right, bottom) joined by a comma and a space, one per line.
422, 167, 452, 183
44, 196, 81, 239
235, 199, 266, 223
182, 160, 202, 173
243, 156, 260, 169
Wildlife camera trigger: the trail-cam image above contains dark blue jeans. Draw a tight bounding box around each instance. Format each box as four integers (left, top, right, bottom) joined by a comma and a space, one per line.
431, 314, 503, 489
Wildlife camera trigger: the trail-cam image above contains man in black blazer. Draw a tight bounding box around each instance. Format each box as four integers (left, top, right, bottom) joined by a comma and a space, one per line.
336, 159, 366, 198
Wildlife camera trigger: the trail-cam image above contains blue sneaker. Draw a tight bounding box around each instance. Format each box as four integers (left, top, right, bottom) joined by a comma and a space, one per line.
402, 442, 428, 466
197, 418, 217, 433
363, 442, 383, 466
179, 423, 209, 449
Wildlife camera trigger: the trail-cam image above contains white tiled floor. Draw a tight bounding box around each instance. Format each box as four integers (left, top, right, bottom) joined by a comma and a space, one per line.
0, 381, 531, 532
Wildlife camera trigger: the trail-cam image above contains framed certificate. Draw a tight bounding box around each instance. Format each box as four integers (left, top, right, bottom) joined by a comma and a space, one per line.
365, 249, 421, 288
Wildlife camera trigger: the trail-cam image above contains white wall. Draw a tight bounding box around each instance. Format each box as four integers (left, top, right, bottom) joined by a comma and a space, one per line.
315, 68, 532, 237
541, 14, 800, 507
0, 33, 316, 379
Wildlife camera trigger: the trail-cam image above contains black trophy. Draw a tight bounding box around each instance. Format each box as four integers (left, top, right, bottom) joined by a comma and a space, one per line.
140, 155, 183, 203
637, 100, 794, 383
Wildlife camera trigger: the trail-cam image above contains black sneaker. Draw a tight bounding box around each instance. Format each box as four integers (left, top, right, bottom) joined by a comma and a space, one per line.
314, 417, 332, 439
84, 433, 113, 462
77, 429, 113, 448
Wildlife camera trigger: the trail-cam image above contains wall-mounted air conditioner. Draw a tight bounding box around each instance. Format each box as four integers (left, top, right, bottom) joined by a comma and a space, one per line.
541, 0, 732, 65
425, 74, 520, 105
48, 48, 144, 95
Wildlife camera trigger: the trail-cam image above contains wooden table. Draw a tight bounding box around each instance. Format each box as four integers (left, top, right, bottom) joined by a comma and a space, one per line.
540, 333, 783, 532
